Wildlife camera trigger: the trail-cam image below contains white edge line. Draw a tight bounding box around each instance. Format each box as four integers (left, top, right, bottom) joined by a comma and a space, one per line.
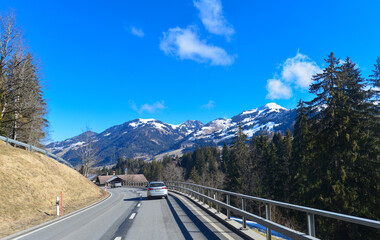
12, 192, 113, 240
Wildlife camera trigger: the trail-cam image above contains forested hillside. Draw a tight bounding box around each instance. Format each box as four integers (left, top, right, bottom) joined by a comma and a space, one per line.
105, 53, 379, 240
0, 11, 48, 146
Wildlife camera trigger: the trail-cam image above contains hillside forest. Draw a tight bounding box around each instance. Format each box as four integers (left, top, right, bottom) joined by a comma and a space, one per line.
105, 53, 380, 240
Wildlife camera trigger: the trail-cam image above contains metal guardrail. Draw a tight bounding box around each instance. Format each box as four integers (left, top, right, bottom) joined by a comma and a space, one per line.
167, 181, 380, 240
0, 135, 73, 168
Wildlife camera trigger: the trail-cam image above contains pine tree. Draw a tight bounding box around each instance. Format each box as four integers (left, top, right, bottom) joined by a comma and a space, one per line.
291, 100, 315, 206
221, 143, 229, 173
225, 123, 249, 193
305, 54, 379, 239
250, 135, 270, 198
368, 57, 380, 101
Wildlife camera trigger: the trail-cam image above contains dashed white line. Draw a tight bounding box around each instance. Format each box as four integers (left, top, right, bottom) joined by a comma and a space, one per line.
137, 203, 141, 207
114, 237, 122, 240
129, 213, 136, 219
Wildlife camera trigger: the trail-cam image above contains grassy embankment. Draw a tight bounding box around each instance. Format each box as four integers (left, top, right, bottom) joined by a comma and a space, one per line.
0, 141, 105, 237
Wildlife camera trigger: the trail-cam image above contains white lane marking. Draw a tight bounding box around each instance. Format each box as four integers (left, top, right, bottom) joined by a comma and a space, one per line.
137, 203, 141, 207
177, 194, 235, 240
129, 213, 136, 219
12, 192, 114, 240
114, 237, 122, 240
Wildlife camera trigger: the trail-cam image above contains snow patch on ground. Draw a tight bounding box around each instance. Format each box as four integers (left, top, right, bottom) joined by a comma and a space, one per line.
241, 108, 258, 115
70, 141, 85, 148
169, 124, 179, 129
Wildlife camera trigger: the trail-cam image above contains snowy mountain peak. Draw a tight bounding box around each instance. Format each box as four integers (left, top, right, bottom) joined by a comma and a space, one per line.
129, 118, 158, 128
260, 103, 286, 111
241, 103, 286, 116
179, 120, 203, 128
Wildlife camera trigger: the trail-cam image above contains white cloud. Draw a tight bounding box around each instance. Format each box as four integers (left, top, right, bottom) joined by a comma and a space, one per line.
131, 27, 144, 37
160, 26, 235, 66
266, 78, 293, 100
281, 52, 321, 89
201, 100, 215, 109
266, 52, 321, 100
193, 0, 234, 39
130, 101, 166, 114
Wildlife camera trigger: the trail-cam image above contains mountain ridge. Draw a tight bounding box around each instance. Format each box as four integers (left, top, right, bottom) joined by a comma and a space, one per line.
46, 103, 296, 166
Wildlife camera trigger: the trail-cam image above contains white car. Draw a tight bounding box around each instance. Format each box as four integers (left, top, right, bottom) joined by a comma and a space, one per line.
147, 182, 168, 199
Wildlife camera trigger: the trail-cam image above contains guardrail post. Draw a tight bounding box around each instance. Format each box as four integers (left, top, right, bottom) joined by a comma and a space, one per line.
241, 198, 247, 230
216, 191, 220, 214
208, 189, 212, 209
6, 138, 9, 145
226, 194, 231, 220
307, 213, 316, 237
202, 187, 205, 204
266, 204, 272, 240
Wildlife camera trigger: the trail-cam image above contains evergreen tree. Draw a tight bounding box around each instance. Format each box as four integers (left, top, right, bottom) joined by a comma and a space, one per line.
368, 57, 380, 101
225, 123, 249, 193
221, 143, 229, 173
2, 53, 48, 145
291, 100, 315, 206
305, 54, 379, 239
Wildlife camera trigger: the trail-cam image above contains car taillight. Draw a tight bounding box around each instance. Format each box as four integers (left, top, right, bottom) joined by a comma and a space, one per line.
148, 188, 153, 191
162, 187, 167, 189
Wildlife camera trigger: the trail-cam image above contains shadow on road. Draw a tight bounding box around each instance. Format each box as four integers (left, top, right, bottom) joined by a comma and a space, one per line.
123, 197, 142, 201
123, 196, 167, 201
167, 193, 221, 240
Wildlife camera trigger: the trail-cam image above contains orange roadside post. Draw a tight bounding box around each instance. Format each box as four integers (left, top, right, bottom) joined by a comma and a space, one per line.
105, 184, 107, 196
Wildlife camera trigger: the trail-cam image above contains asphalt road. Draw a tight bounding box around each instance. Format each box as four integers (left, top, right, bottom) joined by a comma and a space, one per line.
10, 187, 244, 240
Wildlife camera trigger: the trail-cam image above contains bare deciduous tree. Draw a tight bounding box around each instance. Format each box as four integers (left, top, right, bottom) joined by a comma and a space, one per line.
78, 127, 97, 177
0, 10, 22, 122
164, 162, 184, 181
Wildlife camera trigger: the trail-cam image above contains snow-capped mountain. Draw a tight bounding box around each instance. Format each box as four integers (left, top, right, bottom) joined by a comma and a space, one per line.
46, 103, 296, 166
47, 131, 97, 157
180, 103, 295, 147
46, 118, 205, 166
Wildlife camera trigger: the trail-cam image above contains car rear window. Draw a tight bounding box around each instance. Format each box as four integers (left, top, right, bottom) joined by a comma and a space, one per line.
150, 183, 165, 187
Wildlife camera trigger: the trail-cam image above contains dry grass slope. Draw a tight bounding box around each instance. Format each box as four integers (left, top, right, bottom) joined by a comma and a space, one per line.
0, 141, 105, 237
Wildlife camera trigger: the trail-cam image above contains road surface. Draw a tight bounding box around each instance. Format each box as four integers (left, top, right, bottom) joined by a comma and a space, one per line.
8, 187, 244, 240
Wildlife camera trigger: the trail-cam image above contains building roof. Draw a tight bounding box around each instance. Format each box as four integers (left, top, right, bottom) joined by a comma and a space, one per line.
117, 174, 148, 183
96, 174, 148, 184
97, 175, 113, 185
106, 176, 122, 183
88, 174, 99, 181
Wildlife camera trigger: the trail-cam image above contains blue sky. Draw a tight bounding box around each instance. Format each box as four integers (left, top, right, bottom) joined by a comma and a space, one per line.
1, 0, 379, 142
